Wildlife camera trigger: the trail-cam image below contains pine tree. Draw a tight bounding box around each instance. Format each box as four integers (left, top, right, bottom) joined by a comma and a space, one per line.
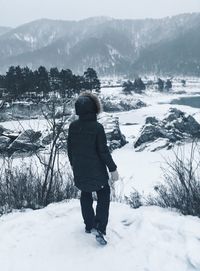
122, 80, 134, 94
181, 79, 186, 87
36, 66, 50, 97
5, 66, 17, 98
50, 67, 61, 93
165, 79, 172, 91
83, 68, 101, 92
157, 78, 164, 92
133, 77, 146, 93
60, 69, 73, 98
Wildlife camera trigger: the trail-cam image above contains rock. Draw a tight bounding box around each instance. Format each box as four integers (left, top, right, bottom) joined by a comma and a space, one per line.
163, 108, 200, 137
8, 129, 42, 152
1, 132, 19, 140
134, 100, 147, 109
101, 95, 146, 112
55, 106, 72, 118
164, 108, 184, 121
0, 136, 11, 151
17, 129, 42, 142
0, 125, 5, 135
145, 116, 159, 125
0, 125, 12, 135
134, 108, 200, 151
42, 132, 53, 145
134, 124, 167, 149
41, 121, 69, 149
99, 114, 127, 151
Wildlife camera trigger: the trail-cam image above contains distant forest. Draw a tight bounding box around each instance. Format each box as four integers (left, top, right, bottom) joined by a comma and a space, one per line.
0, 66, 101, 99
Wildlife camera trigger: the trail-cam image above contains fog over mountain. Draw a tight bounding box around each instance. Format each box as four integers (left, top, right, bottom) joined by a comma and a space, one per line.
0, 13, 200, 76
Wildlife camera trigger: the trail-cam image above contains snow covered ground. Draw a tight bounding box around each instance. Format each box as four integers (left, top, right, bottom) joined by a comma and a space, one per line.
1, 200, 200, 271
1, 79, 200, 270
104, 81, 200, 195
111, 102, 200, 195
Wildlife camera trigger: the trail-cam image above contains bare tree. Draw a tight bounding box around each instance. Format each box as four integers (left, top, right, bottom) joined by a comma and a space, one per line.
36, 96, 77, 205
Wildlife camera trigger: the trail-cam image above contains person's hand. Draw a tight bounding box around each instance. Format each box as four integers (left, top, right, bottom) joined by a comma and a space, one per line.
110, 170, 119, 182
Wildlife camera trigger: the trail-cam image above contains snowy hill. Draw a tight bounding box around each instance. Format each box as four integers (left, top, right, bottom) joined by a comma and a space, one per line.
0, 13, 200, 75
1, 200, 200, 271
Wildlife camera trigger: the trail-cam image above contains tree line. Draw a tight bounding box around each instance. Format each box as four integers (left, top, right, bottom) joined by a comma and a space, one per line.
0, 66, 101, 99
122, 77, 173, 94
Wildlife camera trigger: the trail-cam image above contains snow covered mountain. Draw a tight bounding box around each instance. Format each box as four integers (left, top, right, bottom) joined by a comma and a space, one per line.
0, 13, 200, 75
133, 21, 200, 75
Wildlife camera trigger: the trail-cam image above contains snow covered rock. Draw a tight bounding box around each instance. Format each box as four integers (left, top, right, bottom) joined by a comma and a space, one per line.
99, 114, 127, 151
42, 132, 53, 145
8, 129, 42, 152
134, 108, 200, 151
164, 108, 200, 136
101, 96, 146, 112
0, 136, 11, 151
0, 125, 11, 135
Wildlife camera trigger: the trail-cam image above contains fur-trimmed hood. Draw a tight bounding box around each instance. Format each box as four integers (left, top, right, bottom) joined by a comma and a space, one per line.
75, 92, 102, 116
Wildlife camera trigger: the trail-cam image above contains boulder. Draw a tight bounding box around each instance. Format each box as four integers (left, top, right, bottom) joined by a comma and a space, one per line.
0, 125, 12, 135
42, 130, 68, 149
99, 114, 127, 151
134, 108, 200, 151
8, 129, 42, 152
42, 132, 53, 145
101, 95, 146, 112
0, 136, 11, 151
0, 125, 5, 135
163, 108, 200, 137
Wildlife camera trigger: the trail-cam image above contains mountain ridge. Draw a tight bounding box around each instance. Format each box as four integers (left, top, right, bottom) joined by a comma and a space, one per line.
0, 13, 200, 75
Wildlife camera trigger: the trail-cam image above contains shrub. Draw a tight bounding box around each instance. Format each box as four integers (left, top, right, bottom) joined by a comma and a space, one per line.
122, 80, 134, 95
126, 190, 143, 209
147, 143, 200, 217
0, 158, 79, 215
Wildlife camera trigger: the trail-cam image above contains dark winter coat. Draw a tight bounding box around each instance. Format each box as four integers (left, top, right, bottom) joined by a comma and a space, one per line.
67, 92, 117, 192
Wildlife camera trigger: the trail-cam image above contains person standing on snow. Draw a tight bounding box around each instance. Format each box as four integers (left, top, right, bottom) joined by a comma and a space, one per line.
67, 92, 119, 245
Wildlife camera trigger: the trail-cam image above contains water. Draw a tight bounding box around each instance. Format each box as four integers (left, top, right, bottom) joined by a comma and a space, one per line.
170, 96, 200, 108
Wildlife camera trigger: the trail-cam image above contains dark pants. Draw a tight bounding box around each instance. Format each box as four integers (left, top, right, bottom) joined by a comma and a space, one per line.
80, 184, 110, 234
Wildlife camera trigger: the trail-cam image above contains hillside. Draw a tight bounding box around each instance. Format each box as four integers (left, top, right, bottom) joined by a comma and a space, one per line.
0, 14, 200, 75
133, 25, 200, 76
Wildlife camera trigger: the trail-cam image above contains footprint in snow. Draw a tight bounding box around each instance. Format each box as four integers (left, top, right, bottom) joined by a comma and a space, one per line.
121, 219, 133, 227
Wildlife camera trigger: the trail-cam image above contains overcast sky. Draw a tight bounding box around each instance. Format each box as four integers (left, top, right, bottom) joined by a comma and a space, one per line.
0, 0, 200, 27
